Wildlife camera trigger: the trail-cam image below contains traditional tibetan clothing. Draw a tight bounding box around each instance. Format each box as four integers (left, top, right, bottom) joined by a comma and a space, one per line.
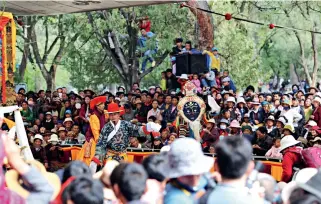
95, 120, 134, 162
77, 109, 106, 165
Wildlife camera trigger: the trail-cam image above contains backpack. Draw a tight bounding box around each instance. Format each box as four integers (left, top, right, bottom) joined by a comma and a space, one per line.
301, 147, 321, 168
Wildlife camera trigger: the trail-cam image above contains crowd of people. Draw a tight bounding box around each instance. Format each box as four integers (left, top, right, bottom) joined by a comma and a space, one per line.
1, 38, 321, 203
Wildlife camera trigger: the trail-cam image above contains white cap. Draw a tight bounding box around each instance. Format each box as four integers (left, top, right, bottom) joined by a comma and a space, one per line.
34, 134, 43, 141
180, 74, 188, 80
226, 97, 236, 104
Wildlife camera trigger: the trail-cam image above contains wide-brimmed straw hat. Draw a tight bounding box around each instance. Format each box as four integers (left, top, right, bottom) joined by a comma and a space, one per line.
162, 138, 213, 178
5, 160, 61, 201
207, 119, 216, 124
283, 123, 295, 134
279, 135, 301, 152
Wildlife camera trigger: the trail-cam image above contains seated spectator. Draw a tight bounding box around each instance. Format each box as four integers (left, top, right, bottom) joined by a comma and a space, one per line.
163, 138, 213, 203
222, 70, 236, 92
43, 112, 55, 131
122, 103, 135, 122
241, 113, 252, 127
45, 134, 66, 172
58, 127, 68, 145
191, 73, 202, 93
202, 119, 219, 151
310, 137, 321, 148
129, 137, 142, 149
21, 100, 34, 125
177, 74, 189, 91
252, 126, 273, 156
249, 99, 264, 126
229, 120, 242, 136
181, 40, 199, 54
110, 163, 148, 204
160, 128, 170, 145
31, 134, 49, 169
207, 137, 259, 203
66, 131, 79, 144
134, 99, 147, 124
279, 136, 304, 182
201, 70, 216, 88
71, 124, 86, 144
63, 118, 74, 131
147, 99, 163, 122
151, 137, 163, 150
242, 125, 254, 142
265, 137, 283, 159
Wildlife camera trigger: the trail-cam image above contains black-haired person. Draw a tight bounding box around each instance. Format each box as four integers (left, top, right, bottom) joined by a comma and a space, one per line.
252, 126, 273, 156
61, 176, 104, 204
172, 37, 184, 55
110, 163, 148, 204
142, 153, 167, 204
207, 137, 260, 203
162, 96, 178, 124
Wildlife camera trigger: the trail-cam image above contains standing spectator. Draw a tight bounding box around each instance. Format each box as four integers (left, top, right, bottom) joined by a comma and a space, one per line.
191, 73, 202, 93
312, 97, 321, 127
163, 138, 213, 203
172, 38, 184, 55
279, 136, 304, 182
163, 96, 178, 123
110, 163, 148, 204
207, 137, 260, 203
160, 71, 167, 91
166, 69, 180, 93
202, 47, 220, 71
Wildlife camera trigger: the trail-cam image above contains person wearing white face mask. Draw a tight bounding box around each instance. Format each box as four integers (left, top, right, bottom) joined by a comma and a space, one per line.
45, 134, 66, 172
218, 119, 230, 138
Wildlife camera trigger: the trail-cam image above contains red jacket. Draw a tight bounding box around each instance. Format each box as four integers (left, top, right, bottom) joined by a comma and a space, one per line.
313, 106, 321, 127
281, 146, 304, 182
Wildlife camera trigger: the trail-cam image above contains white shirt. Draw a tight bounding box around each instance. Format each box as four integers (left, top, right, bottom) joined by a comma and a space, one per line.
280, 108, 302, 127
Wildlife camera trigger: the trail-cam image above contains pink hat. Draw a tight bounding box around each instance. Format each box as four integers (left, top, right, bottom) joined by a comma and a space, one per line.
230, 120, 241, 128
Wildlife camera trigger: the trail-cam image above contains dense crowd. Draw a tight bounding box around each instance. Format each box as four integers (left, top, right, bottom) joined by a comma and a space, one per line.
1, 37, 321, 203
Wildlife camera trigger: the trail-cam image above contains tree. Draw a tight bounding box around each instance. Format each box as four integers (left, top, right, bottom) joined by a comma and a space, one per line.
17, 15, 83, 91
85, 4, 193, 90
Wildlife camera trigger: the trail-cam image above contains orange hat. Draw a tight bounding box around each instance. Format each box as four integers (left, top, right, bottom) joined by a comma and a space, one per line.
90, 96, 107, 110
107, 103, 122, 114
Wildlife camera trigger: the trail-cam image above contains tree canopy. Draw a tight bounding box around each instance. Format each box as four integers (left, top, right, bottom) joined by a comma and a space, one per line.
15, 1, 321, 92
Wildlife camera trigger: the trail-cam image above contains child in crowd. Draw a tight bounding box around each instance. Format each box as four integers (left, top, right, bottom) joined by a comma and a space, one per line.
191, 73, 202, 93
160, 71, 166, 91
241, 113, 252, 128
265, 138, 282, 159
177, 74, 189, 91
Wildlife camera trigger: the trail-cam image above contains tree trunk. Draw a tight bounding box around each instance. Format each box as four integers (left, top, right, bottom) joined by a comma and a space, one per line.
289, 63, 299, 85
187, 0, 214, 49
311, 22, 318, 87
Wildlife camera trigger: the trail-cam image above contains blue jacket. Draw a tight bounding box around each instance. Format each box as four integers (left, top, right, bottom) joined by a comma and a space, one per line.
164, 176, 207, 204
249, 108, 264, 125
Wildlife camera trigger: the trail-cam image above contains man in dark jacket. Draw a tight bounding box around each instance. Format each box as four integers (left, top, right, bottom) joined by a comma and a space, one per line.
252, 127, 273, 156
202, 119, 219, 152
166, 69, 180, 93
